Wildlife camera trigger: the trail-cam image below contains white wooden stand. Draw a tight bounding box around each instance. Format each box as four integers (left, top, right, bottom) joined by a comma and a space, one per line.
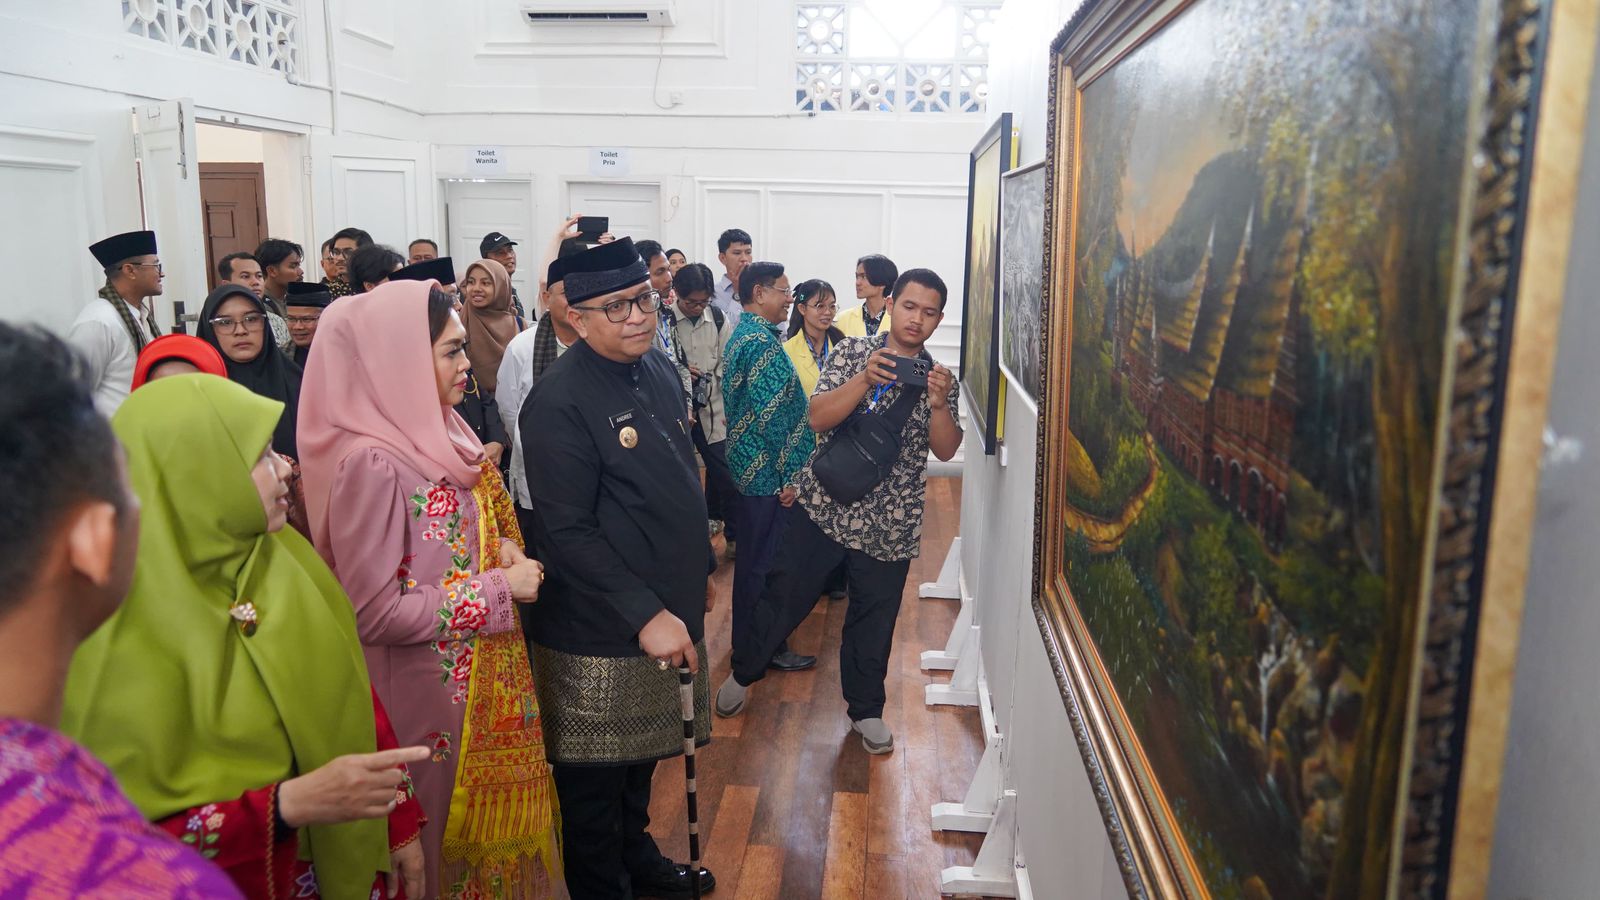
918, 536, 961, 599
939, 790, 1019, 897
933, 672, 1003, 833
925, 626, 981, 707
920, 586, 972, 671
932, 734, 1003, 832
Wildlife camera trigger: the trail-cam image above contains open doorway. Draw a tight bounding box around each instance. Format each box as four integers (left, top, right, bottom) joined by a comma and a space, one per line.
442, 178, 536, 301
195, 122, 308, 289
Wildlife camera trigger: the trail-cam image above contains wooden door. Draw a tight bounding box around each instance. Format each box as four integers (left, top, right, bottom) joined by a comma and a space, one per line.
199, 163, 268, 289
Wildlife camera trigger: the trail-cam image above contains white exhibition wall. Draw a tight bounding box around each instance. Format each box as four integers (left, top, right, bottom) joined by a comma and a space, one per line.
0, 0, 982, 365
969, 2, 1127, 896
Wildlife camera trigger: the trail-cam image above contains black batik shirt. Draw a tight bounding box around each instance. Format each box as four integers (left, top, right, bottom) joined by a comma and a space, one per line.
792, 334, 961, 562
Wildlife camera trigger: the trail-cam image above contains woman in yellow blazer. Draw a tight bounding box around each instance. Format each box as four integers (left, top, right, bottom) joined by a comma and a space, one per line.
835, 254, 897, 337
784, 278, 850, 600
784, 279, 847, 396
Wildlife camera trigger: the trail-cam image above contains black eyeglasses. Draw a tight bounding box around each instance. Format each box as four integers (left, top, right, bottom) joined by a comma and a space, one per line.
209, 314, 266, 333
285, 314, 322, 325
573, 290, 664, 323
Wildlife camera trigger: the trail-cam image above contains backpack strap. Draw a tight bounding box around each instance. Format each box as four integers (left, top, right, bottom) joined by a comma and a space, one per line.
710, 305, 725, 330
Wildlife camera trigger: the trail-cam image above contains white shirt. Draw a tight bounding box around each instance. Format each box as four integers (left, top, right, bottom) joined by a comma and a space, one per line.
67, 296, 157, 416
712, 273, 742, 327
497, 322, 570, 510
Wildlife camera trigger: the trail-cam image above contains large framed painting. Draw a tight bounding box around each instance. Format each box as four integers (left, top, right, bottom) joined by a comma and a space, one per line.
1001, 159, 1047, 412
960, 112, 1016, 455
1031, 0, 1594, 896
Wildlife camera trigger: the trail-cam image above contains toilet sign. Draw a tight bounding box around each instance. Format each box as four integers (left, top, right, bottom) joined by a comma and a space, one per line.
467, 146, 506, 176
589, 147, 631, 177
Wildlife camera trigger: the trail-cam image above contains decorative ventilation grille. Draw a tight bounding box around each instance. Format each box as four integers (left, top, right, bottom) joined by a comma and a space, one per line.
122, 0, 299, 75
796, 1, 1000, 114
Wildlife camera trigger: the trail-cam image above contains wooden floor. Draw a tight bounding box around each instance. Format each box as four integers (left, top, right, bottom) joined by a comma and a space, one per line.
647, 477, 985, 899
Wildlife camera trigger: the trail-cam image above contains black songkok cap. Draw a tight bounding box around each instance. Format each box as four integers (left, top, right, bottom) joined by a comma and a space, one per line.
390, 256, 457, 286
283, 280, 334, 308
89, 230, 158, 267
564, 238, 648, 304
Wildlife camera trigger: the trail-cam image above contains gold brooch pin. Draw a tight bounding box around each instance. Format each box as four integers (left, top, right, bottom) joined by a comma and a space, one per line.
229, 600, 259, 637
619, 426, 639, 449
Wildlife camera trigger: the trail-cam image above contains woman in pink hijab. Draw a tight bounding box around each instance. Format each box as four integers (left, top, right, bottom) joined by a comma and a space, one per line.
298, 280, 561, 899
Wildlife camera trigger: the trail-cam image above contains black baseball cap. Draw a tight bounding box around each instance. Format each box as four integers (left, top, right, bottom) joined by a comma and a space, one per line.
479, 232, 517, 256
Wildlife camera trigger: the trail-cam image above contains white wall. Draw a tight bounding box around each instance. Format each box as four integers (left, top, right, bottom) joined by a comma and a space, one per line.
968, 0, 1126, 896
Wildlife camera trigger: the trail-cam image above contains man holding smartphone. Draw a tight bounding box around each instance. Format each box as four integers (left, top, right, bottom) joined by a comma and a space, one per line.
715, 268, 962, 754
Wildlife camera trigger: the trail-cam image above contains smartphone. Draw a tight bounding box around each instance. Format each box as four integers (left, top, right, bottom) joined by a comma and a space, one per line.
577, 216, 609, 242
884, 353, 931, 388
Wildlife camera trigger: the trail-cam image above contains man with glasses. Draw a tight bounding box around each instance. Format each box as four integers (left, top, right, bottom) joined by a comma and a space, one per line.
321, 227, 372, 297
69, 230, 164, 414
670, 262, 739, 553
282, 281, 333, 367
721, 261, 817, 673
636, 239, 693, 411
519, 237, 716, 900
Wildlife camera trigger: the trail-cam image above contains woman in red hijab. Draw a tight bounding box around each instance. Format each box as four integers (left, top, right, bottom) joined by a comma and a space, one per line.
130, 334, 228, 389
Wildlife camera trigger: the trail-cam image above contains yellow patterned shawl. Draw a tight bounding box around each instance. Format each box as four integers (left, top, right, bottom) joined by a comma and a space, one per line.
439, 463, 561, 897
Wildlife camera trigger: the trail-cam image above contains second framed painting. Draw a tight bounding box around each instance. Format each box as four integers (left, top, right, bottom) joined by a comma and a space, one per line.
960, 112, 1017, 455
1030, 0, 1591, 897
1000, 159, 1047, 412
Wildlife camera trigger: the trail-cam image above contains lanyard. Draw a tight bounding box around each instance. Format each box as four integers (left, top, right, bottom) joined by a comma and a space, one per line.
869, 383, 890, 410
809, 333, 830, 366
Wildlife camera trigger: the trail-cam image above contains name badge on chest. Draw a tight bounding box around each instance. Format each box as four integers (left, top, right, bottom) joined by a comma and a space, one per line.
608, 409, 639, 449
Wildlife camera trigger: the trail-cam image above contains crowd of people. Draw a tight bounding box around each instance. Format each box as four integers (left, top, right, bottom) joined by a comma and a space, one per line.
0, 215, 961, 900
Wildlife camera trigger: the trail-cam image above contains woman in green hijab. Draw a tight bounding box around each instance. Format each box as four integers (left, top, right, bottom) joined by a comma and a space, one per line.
61, 375, 431, 900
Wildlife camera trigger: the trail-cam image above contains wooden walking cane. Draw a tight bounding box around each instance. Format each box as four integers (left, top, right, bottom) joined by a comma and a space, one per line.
677, 666, 703, 900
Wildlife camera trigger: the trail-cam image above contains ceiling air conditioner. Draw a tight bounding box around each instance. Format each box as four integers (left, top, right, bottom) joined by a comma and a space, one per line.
519, 0, 677, 26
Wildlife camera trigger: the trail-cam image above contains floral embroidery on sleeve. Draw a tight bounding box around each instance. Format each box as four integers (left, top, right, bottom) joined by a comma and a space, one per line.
181, 803, 225, 859
425, 731, 453, 762
410, 482, 490, 702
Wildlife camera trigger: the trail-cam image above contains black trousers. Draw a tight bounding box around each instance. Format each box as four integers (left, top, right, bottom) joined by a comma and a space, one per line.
730, 494, 792, 670
691, 421, 739, 542
732, 505, 911, 720
552, 760, 670, 899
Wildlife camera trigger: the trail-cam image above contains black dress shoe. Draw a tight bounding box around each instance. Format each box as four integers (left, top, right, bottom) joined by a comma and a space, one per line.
827, 589, 847, 600
767, 649, 817, 671
633, 863, 717, 898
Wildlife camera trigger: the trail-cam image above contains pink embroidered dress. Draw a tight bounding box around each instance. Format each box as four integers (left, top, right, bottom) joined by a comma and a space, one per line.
298, 282, 557, 900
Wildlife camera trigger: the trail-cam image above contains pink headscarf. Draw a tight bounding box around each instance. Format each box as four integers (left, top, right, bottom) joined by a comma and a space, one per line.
297, 279, 485, 552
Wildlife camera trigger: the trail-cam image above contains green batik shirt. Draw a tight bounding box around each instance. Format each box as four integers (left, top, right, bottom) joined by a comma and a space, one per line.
723, 313, 816, 496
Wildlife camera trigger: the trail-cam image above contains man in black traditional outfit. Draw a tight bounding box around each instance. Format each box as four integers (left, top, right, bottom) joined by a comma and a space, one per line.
520, 237, 716, 900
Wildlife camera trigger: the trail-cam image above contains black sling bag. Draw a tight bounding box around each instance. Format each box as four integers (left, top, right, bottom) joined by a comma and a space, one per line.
811, 382, 925, 505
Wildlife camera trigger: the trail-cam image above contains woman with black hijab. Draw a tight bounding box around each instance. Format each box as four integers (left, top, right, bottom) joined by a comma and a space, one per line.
198, 283, 304, 459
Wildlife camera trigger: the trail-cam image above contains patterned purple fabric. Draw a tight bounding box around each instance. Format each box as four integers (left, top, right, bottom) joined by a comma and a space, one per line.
0, 718, 242, 899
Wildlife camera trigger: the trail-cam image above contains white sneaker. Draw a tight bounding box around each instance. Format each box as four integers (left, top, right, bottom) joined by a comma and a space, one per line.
851, 717, 894, 754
